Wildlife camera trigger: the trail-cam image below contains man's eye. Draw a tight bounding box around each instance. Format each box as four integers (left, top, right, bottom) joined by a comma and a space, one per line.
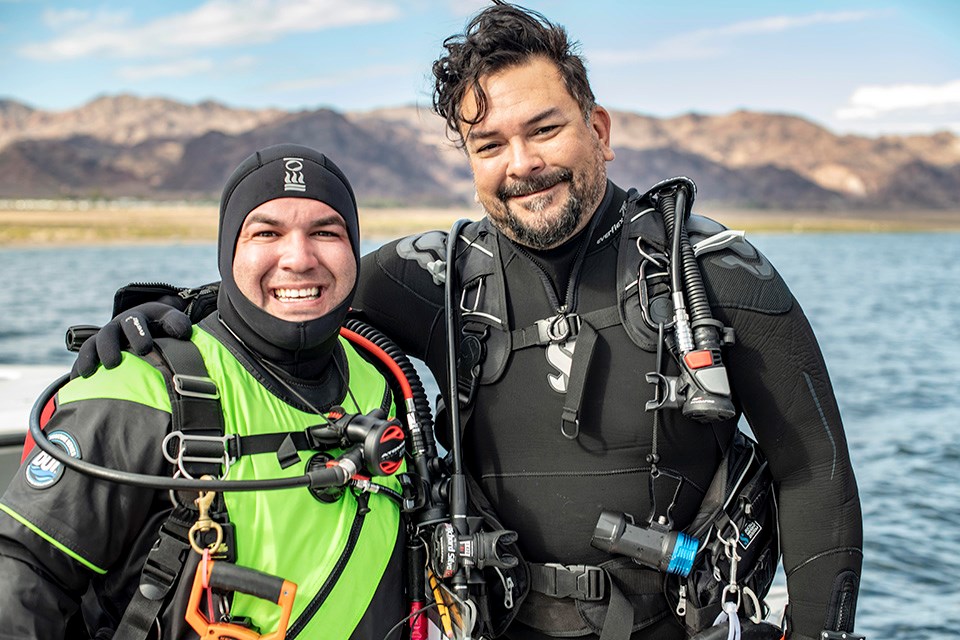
536, 125, 559, 135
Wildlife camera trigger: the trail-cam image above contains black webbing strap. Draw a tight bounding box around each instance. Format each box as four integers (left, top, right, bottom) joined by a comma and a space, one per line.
527, 562, 635, 640
152, 337, 225, 479
114, 338, 223, 639
559, 306, 622, 439
228, 430, 326, 470
113, 511, 194, 640
599, 582, 634, 640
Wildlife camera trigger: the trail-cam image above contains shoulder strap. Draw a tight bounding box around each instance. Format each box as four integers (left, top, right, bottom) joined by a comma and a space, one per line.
113, 337, 225, 640
150, 336, 226, 479
616, 189, 673, 352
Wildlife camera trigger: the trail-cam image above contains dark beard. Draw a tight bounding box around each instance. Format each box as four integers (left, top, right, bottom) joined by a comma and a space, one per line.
495, 168, 581, 249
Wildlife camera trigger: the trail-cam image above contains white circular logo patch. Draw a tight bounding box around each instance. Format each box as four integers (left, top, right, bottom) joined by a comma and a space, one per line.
25, 431, 81, 489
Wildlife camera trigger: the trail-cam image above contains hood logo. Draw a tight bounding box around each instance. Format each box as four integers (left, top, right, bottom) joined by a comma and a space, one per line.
283, 157, 306, 192
25, 430, 81, 489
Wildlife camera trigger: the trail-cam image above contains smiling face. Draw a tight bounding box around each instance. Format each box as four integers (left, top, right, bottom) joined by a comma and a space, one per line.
461, 56, 615, 250
232, 197, 357, 322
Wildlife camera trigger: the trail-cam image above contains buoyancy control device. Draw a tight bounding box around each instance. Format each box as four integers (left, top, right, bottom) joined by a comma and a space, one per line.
25, 297, 437, 640
430, 177, 783, 639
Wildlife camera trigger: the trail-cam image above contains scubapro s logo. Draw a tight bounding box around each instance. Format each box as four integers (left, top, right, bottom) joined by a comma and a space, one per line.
546, 339, 576, 394
25, 431, 81, 489
283, 157, 306, 192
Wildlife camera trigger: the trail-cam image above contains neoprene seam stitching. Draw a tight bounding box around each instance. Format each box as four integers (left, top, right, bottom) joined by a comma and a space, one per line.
785, 546, 863, 577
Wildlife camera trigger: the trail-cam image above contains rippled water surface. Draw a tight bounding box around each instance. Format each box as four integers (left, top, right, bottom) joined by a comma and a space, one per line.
2, 233, 958, 638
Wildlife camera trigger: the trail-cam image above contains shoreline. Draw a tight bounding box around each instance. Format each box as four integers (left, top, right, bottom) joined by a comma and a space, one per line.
2, 204, 959, 247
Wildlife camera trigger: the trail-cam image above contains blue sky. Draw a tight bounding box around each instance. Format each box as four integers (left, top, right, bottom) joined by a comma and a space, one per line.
1, 0, 958, 137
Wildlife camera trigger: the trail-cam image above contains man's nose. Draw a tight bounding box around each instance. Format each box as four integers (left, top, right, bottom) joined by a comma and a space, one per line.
278, 233, 319, 271
507, 140, 544, 178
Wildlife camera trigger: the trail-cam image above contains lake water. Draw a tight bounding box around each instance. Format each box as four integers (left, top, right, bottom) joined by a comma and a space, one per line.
1, 233, 958, 638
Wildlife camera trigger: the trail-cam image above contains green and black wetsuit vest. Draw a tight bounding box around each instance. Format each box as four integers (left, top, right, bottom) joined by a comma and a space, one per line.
0, 324, 403, 639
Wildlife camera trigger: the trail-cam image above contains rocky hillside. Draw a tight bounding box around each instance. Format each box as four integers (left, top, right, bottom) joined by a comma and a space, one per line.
0, 95, 957, 210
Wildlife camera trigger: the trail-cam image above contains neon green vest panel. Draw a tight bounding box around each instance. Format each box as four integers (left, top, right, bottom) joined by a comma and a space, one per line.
189, 328, 402, 638
59, 326, 402, 638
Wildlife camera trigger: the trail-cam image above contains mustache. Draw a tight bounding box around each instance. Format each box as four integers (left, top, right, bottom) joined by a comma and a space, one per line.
497, 169, 573, 200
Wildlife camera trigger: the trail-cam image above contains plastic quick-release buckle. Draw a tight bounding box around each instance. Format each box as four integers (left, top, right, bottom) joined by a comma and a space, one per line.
542, 563, 606, 601
138, 522, 189, 600
162, 431, 236, 479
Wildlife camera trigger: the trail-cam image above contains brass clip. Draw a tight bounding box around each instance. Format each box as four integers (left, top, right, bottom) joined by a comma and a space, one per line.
188, 483, 224, 555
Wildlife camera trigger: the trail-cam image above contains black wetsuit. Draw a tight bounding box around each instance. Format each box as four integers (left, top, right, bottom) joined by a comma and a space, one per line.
355, 181, 862, 640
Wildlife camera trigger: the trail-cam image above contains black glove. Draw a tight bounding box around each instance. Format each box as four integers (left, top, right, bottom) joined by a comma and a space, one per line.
72, 302, 193, 378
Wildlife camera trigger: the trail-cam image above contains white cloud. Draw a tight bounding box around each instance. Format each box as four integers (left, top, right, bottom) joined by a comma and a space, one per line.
41, 8, 97, 30
591, 10, 882, 65
20, 0, 401, 61
264, 63, 412, 92
701, 11, 879, 38
836, 79, 960, 119
117, 58, 215, 81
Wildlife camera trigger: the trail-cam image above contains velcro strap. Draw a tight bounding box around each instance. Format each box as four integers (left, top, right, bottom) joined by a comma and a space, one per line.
598, 579, 634, 640
529, 563, 606, 601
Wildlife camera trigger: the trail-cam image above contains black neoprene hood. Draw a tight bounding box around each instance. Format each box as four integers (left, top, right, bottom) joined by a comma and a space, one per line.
216, 143, 361, 371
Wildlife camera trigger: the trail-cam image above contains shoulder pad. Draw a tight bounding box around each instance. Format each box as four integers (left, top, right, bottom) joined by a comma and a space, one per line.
686, 213, 728, 242
396, 221, 510, 385
395, 230, 449, 286
692, 217, 794, 315
616, 194, 668, 352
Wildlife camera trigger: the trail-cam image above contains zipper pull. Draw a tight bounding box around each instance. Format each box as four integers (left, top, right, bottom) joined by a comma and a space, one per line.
676, 584, 687, 617
495, 568, 515, 610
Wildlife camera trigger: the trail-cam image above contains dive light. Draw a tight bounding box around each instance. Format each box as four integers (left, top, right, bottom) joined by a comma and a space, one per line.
591, 510, 699, 577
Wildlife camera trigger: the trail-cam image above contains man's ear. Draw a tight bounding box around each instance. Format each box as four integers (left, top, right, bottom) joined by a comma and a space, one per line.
591, 106, 616, 162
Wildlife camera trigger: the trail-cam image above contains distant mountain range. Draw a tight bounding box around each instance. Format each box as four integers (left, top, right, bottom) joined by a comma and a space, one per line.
1, 94, 958, 210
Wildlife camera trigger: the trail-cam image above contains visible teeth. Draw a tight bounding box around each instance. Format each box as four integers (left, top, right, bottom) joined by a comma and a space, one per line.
274, 287, 320, 301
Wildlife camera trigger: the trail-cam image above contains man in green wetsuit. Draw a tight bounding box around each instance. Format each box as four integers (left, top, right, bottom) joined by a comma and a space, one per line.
0, 144, 406, 638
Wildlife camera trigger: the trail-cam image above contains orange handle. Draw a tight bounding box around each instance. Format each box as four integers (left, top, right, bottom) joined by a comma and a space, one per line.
185, 558, 297, 640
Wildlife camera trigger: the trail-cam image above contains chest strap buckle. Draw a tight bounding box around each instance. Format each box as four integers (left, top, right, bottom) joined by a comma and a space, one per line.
535, 313, 581, 344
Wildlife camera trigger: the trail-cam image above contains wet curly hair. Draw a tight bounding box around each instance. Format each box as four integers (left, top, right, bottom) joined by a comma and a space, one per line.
432, 1, 596, 146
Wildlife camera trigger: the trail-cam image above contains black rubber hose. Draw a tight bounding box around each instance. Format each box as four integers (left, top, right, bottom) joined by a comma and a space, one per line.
445, 219, 473, 599
680, 224, 712, 323
660, 191, 682, 295
343, 317, 435, 449
27, 374, 354, 492
658, 181, 713, 326
444, 219, 472, 480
